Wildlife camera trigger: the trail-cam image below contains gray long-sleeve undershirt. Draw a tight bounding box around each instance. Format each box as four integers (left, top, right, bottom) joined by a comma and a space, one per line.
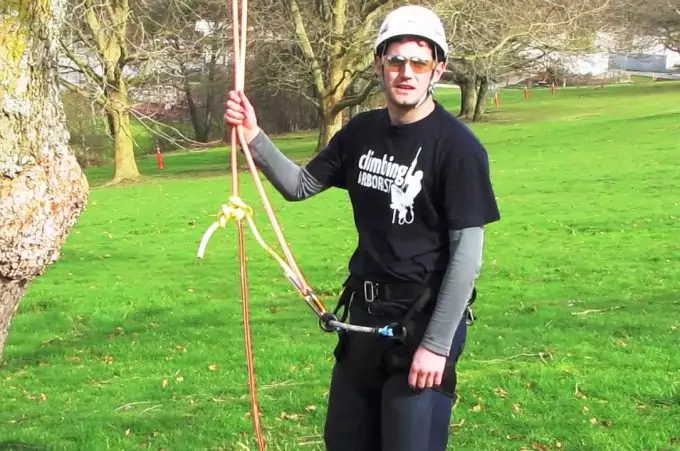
248, 130, 484, 357
248, 130, 326, 201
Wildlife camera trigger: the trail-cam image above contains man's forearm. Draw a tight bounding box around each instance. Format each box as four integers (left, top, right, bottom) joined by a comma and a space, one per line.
421, 227, 484, 356
248, 130, 325, 201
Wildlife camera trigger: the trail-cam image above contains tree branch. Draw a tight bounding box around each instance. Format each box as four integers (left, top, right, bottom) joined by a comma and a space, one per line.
285, 0, 326, 96
332, 78, 378, 115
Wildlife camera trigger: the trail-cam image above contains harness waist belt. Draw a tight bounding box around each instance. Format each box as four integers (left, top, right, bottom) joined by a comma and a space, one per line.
345, 272, 444, 304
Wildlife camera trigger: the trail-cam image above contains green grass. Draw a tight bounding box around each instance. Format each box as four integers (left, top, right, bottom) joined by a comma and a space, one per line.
2, 81, 680, 451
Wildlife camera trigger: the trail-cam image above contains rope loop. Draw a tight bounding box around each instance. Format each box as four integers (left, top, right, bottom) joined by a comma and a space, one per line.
217, 195, 254, 225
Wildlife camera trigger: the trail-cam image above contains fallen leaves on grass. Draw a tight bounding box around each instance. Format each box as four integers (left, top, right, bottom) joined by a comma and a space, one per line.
278, 411, 301, 421
589, 417, 613, 427
22, 390, 48, 402
506, 434, 527, 441
108, 327, 125, 338
512, 403, 522, 414
208, 363, 219, 371
575, 384, 587, 399
494, 387, 509, 398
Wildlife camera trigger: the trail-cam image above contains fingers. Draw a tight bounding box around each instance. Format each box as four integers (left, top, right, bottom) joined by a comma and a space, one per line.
227, 89, 241, 102
224, 107, 245, 126
224, 90, 256, 127
239, 91, 254, 113
408, 364, 442, 390
408, 365, 418, 388
224, 92, 245, 124
434, 370, 443, 388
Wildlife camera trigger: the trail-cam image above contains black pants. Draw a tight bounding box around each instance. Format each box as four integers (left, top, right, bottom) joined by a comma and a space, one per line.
323, 286, 468, 451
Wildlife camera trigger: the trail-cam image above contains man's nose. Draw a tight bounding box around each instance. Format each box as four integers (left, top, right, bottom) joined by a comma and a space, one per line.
401, 62, 415, 77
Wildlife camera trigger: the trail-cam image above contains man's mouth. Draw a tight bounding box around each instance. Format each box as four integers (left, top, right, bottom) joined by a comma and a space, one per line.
395, 84, 415, 91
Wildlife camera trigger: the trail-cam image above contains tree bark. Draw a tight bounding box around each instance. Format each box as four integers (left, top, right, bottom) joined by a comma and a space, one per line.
459, 77, 477, 120
316, 99, 343, 153
107, 84, 139, 183
473, 76, 490, 122
183, 76, 206, 142
0, 0, 89, 363
202, 53, 218, 142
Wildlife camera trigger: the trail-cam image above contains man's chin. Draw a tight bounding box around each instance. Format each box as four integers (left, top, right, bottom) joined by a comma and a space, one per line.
387, 92, 421, 108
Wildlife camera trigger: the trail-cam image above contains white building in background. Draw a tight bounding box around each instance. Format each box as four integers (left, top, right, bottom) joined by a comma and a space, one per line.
540, 32, 680, 77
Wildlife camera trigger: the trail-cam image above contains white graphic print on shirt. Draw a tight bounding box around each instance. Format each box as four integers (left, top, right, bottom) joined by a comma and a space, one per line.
356, 147, 424, 225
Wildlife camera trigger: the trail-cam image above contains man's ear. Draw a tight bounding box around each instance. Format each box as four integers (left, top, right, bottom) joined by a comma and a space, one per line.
433, 61, 446, 83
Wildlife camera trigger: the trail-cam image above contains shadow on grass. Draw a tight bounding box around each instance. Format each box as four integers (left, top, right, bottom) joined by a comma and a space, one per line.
1, 301, 325, 369
0, 443, 51, 451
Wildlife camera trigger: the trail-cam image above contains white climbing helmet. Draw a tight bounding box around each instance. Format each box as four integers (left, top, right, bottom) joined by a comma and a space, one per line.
374, 5, 449, 61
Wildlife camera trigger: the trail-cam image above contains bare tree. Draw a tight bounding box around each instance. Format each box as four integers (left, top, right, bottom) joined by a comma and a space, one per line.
436, 0, 612, 121
1, 0, 89, 362
138, 0, 232, 144
58, 0, 154, 183
609, 0, 680, 54
252, 0, 399, 152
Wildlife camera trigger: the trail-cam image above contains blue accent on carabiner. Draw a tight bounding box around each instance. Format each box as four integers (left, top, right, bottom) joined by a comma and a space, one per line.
378, 326, 394, 337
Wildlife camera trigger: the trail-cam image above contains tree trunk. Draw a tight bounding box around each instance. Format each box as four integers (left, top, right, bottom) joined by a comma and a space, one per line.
316, 103, 343, 152
107, 88, 139, 183
202, 53, 218, 142
0, 0, 89, 363
184, 78, 206, 142
473, 76, 490, 122
459, 77, 477, 120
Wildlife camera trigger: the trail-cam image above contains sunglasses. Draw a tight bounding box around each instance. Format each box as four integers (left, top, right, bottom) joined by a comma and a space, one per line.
382, 55, 436, 74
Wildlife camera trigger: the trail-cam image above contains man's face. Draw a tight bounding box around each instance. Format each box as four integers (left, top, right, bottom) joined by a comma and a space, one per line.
375, 38, 445, 109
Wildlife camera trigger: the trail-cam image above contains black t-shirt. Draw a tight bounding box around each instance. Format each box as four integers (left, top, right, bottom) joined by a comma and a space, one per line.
305, 102, 500, 283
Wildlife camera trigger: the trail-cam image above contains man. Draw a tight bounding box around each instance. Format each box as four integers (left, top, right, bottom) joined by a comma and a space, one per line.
224, 5, 500, 450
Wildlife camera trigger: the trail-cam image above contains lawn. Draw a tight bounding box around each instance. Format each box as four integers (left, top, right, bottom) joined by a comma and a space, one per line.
1, 81, 679, 451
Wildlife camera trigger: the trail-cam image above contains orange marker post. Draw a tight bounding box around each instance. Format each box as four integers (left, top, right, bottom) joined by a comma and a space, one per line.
155, 144, 165, 170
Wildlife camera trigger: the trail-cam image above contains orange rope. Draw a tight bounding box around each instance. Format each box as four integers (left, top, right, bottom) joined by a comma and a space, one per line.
230, 0, 266, 449
196, 0, 343, 445
199, 0, 330, 448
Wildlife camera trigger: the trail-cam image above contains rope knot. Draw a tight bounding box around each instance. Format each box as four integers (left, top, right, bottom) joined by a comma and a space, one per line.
217, 195, 254, 226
